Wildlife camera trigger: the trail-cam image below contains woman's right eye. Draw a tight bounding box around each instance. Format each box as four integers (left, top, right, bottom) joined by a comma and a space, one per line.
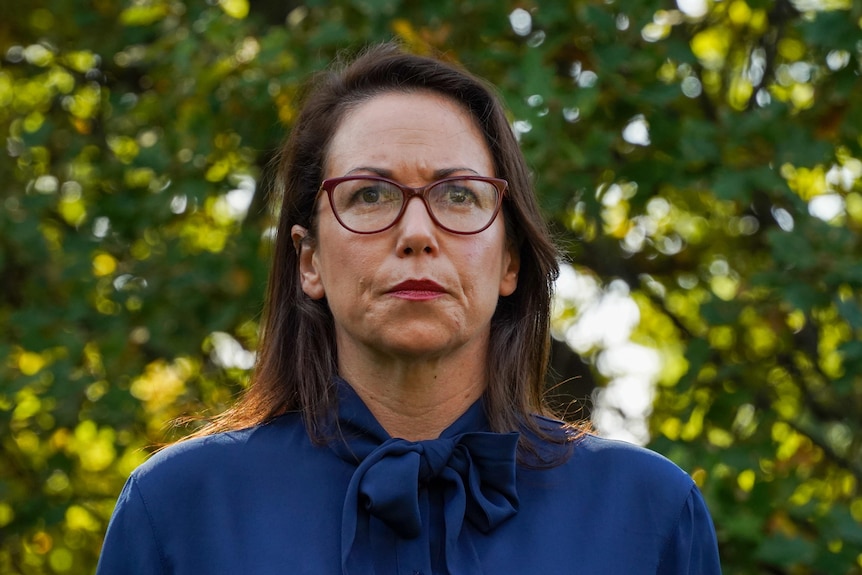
351, 184, 400, 206
357, 187, 380, 203
338, 181, 400, 211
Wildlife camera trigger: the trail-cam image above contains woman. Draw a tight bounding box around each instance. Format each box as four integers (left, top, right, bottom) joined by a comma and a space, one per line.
97, 44, 722, 574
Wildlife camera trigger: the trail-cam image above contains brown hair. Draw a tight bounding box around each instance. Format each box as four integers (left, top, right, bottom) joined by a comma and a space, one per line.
192, 43, 570, 461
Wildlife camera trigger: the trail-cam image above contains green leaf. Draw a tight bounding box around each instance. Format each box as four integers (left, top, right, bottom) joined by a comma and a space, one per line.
755, 535, 818, 566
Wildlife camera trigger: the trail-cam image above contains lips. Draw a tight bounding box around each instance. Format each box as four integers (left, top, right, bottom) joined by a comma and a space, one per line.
388, 279, 446, 300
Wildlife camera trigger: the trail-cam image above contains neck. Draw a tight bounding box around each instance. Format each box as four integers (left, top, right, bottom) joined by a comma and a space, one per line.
337, 344, 488, 441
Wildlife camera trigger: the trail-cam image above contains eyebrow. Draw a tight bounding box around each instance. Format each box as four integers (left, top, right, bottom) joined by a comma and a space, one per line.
343, 166, 482, 179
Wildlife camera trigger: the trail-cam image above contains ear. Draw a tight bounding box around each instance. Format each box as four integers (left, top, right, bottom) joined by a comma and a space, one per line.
291, 225, 326, 300
499, 242, 520, 297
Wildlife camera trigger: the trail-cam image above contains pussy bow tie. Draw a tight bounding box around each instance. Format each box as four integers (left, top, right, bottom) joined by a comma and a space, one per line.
331, 383, 520, 575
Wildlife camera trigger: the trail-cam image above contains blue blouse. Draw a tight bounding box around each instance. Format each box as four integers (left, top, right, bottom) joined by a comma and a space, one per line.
97, 381, 722, 574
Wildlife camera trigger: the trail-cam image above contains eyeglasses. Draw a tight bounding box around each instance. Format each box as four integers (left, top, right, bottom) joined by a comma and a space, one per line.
317, 175, 507, 235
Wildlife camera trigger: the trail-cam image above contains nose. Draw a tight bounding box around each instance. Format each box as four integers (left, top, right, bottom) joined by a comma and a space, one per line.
396, 196, 438, 255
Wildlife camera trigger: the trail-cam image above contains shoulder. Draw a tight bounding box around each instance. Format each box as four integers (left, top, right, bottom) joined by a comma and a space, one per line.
562, 434, 700, 532
130, 413, 308, 492
513, 426, 721, 572
526, 416, 694, 488
526, 430, 701, 531
135, 429, 248, 478
573, 433, 692, 482
523, 421, 697, 510
569, 433, 696, 495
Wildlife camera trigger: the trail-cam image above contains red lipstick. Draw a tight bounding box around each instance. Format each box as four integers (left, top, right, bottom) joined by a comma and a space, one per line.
388, 279, 446, 301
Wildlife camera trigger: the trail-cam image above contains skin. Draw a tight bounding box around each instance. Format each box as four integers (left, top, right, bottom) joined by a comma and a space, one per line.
292, 91, 519, 440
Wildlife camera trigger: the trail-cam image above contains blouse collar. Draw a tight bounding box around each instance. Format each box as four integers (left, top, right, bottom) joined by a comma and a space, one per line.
329, 378, 520, 575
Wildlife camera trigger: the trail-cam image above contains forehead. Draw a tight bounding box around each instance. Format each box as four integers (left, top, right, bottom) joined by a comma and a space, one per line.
324, 91, 493, 178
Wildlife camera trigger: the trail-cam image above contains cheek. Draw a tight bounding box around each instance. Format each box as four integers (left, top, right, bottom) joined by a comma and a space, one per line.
461, 240, 507, 296
317, 241, 378, 301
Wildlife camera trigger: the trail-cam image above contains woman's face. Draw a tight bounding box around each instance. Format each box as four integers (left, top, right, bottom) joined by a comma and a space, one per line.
293, 91, 519, 364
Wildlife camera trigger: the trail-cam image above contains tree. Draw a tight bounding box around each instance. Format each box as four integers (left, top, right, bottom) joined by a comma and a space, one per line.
1, 0, 860, 573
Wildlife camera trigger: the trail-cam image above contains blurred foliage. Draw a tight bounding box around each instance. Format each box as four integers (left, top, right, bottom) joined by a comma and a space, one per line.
1, 0, 861, 573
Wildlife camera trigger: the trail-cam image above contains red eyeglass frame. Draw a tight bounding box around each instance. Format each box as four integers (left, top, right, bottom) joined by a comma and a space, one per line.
316, 175, 508, 235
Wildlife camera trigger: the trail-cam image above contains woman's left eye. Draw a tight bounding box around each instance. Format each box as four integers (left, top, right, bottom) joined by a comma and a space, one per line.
441, 186, 476, 205
447, 189, 469, 203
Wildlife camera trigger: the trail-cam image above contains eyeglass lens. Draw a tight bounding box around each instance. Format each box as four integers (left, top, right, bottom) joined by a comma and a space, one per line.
329, 178, 500, 233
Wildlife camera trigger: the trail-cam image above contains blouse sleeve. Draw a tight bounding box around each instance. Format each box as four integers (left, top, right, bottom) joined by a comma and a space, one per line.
658, 485, 722, 574
96, 474, 167, 575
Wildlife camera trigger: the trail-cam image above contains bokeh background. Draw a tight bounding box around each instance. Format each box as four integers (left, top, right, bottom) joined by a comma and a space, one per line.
2, 0, 861, 572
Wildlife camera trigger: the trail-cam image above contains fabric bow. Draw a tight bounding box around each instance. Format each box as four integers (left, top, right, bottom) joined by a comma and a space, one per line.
330, 381, 520, 575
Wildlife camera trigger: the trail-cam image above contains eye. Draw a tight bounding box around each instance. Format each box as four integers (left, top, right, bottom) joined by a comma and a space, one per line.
445, 187, 473, 204
433, 180, 488, 209
342, 181, 401, 207
439, 183, 479, 205
358, 187, 381, 204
